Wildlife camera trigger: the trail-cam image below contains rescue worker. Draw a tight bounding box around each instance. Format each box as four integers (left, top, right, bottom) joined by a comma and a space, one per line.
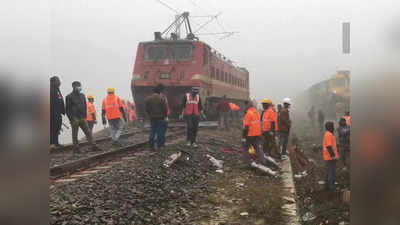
344, 111, 351, 126
86, 95, 97, 132
217, 95, 230, 130
323, 121, 339, 192
278, 98, 291, 159
338, 118, 350, 167
102, 87, 127, 147
180, 86, 205, 148
144, 83, 168, 151
260, 98, 279, 159
242, 100, 266, 166
229, 102, 240, 122
65, 81, 99, 152
128, 101, 137, 125
50, 76, 65, 148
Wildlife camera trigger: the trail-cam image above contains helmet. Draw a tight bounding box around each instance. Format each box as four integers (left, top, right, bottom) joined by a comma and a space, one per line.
107, 87, 115, 93
248, 145, 255, 155
87, 94, 94, 99
283, 97, 291, 105
262, 98, 272, 104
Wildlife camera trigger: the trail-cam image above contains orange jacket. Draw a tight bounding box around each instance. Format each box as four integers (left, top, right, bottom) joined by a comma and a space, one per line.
262, 107, 278, 132
243, 107, 261, 136
102, 94, 123, 120
344, 115, 350, 126
184, 93, 200, 116
86, 102, 96, 121
229, 102, 240, 111
323, 131, 339, 161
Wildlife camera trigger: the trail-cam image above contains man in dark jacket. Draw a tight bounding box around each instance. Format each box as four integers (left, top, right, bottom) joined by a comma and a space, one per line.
65, 81, 99, 152
145, 83, 167, 151
338, 118, 350, 167
217, 95, 230, 130
50, 76, 65, 148
278, 98, 291, 158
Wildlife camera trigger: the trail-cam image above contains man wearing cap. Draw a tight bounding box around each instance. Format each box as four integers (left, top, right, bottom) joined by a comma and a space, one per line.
65, 81, 99, 152
180, 87, 205, 148
278, 98, 292, 159
86, 95, 97, 132
102, 87, 127, 147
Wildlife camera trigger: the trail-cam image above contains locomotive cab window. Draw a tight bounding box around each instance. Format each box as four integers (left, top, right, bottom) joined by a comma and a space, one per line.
172, 44, 193, 61
144, 45, 167, 61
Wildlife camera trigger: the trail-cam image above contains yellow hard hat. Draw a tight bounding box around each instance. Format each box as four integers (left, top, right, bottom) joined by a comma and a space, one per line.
107, 87, 115, 93
87, 94, 94, 99
249, 145, 256, 155
262, 98, 272, 104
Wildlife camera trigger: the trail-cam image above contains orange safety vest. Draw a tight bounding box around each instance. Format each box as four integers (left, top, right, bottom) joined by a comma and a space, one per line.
102, 94, 122, 120
243, 107, 261, 136
262, 107, 278, 132
184, 93, 199, 116
344, 115, 350, 126
87, 102, 96, 121
323, 131, 339, 161
229, 102, 240, 111
129, 109, 137, 122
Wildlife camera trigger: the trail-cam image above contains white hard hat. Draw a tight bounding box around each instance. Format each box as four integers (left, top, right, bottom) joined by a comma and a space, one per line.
283, 97, 291, 105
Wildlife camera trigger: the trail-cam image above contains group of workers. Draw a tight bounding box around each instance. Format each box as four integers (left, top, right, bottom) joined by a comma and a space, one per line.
240, 97, 292, 167
50, 76, 137, 151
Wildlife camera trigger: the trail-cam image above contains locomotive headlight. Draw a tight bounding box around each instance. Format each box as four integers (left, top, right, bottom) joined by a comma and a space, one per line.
132, 73, 141, 80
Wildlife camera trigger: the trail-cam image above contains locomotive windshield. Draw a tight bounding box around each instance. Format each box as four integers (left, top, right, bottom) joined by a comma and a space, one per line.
144, 43, 193, 61
171, 44, 192, 61
144, 45, 167, 61
331, 78, 346, 87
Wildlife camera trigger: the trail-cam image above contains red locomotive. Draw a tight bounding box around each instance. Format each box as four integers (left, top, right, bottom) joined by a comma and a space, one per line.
131, 12, 249, 120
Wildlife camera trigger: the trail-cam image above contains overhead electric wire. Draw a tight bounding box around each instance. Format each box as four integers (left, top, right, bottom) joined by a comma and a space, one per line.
155, 0, 180, 14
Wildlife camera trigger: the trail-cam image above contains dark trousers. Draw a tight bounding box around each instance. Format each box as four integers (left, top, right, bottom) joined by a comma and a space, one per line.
243, 136, 266, 166
263, 132, 280, 158
185, 115, 199, 144
325, 160, 337, 192
219, 111, 229, 129
279, 131, 289, 155
71, 118, 94, 148
88, 121, 95, 132
50, 114, 62, 145
339, 145, 350, 166
149, 119, 166, 148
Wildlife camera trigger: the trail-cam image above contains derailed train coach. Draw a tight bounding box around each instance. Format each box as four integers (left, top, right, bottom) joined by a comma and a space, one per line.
295, 70, 350, 120
131, 35, 250, 120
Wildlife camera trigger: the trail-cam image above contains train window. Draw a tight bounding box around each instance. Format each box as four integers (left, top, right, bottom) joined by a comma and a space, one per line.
144, 71, 149, 80
180, 71, 185, 80
203, 46, 209, 65
216, 69, 220, 80
225, 72, 228, 83
145, 45, 167, 61
172, 44, 192, 61
331, 78, 346, 87
211, 67, 215, 79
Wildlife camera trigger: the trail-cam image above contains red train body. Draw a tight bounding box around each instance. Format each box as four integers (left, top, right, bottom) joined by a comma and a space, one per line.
131, 39, 249, 120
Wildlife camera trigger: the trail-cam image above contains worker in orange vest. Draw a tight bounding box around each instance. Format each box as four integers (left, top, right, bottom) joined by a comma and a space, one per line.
102, 88, 127, 147
180, 86, 206, 148
86, 95, 97, 132
242, 100, 266, 166
323, 121, 339, 192
344, 111, 350, 126
261, 98, 279, 159
229, 102, 240, 122
128, 101, 137, 125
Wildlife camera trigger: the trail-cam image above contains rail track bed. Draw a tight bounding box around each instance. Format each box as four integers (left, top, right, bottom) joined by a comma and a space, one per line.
50, 128, 293, 225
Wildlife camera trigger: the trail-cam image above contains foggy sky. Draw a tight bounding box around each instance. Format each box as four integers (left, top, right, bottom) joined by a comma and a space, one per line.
1, 0, 395, 143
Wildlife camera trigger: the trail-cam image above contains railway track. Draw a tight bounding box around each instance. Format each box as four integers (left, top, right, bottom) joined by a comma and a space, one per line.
50, 128, 186, 179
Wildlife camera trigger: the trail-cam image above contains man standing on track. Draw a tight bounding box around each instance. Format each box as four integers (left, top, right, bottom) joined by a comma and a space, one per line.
145, 83, 168, 151
102, 87, 127, 147
278, 97, 292, 159
50, 76, 65, 149
65, 81, 99, 153
218, 95, 230, 130
180, 86, 205, 148
242, 100, 266, 167
86, 95, 97, 132
261, 98, 279, 159
323, 121, 339, 192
